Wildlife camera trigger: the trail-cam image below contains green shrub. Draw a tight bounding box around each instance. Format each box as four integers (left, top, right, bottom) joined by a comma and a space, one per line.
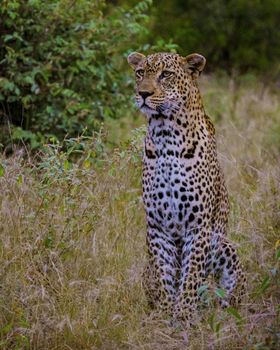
0, 0, 154, 149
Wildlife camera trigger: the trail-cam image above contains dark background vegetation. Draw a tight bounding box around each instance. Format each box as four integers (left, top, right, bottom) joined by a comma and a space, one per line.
0, 0, 279, 150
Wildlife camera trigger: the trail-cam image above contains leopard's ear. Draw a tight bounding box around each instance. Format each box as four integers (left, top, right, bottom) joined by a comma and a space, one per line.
182, 53, 206, 78
127, 52, 146, 70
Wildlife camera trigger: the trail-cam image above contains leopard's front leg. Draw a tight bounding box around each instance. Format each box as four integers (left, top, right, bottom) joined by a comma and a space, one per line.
145, 226, 179, 314
174, 226, 211, 321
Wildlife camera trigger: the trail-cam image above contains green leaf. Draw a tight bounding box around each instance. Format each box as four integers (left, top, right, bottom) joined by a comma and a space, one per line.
226, 307, 244, 325
215, 288, 226, 299
17, 174, 23, 185
63, 160, 70, 171
44, 234, 54, 249
8, 11, 17, 20
3, 34, 14, 42
83, 159, 91, 169
208, 313, 221, 333
255, 275, 270, 296
1, 322, 13, 335
0, 164, 5, 177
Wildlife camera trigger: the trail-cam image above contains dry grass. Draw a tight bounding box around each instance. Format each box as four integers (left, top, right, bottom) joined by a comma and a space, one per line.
0, 76, 279, 349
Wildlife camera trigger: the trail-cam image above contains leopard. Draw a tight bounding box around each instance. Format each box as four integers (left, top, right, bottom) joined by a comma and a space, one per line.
127, 51, 246, 323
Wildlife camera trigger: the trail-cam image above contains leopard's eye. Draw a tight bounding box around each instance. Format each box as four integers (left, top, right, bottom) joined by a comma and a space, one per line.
136, 69, 144, 78
160, 70, 173, 79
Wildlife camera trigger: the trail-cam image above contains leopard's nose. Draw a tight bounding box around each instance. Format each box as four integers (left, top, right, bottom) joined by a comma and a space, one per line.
139, 91, 154, 100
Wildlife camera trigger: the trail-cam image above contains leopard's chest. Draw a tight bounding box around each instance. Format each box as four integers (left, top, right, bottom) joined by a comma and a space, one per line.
143, 149, 210, 234
142, 118, 215, 232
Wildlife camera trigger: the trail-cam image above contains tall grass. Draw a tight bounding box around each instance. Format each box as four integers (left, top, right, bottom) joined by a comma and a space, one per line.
0, 76, 279, 349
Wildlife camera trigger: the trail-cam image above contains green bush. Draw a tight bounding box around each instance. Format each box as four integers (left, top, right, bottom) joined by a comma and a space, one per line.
0, 0, 154, 150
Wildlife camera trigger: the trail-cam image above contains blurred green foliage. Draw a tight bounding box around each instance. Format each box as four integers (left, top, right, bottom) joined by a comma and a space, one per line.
149, 0, 280, 74
0, 0, 155, 149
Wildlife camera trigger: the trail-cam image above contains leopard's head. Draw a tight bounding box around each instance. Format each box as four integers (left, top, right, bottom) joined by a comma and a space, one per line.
127, 52, 206, 116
